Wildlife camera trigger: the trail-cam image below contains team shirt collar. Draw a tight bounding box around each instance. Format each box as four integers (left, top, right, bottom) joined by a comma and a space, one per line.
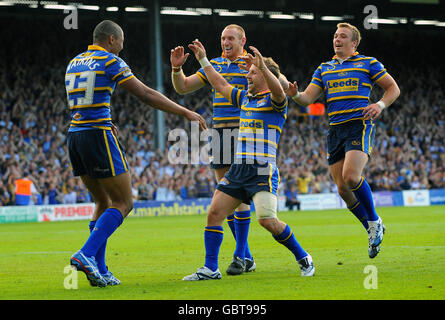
248, 89, 270, 98
221, 49, 248, 61
332, 51, 359, 64
88, 45, 108, 52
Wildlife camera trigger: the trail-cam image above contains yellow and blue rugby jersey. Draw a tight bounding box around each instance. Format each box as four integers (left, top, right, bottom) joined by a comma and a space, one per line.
228, 87, 287, 164
65, 45, 134, 132
196, 54, 248, 127
310, 52, 387, 125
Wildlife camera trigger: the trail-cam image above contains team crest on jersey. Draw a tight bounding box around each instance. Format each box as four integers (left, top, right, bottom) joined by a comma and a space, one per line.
119, 66, 132, 77
326, 64, 336, 71
73, 113, 82, 120
257, 98, 268, 106
353, 62, 365, 67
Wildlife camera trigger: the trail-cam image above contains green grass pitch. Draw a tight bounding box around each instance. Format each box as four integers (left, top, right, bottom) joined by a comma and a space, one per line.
0, 205, 444, 300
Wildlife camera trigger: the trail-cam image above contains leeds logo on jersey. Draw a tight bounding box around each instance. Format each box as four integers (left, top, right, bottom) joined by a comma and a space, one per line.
240, 119, 264, 132
327, 78, 359, 93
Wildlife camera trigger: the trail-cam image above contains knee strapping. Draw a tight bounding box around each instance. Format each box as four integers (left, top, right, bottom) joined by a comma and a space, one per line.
252, 191, 277, 219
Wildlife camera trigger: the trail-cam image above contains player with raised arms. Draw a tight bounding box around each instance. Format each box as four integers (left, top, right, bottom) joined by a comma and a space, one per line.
66, 20, 206, 287
286, 22, 400, 258
170, 25, 256, 275
182, 39, 315, 281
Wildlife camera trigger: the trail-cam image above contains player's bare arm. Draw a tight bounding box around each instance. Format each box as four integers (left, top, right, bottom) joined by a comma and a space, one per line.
362, 73, 400, 120
120, 76, 207, 130
286, 81, 323, 106
188, 39, 233, 101
248, 46, 286, 103
170, 46, 205, 95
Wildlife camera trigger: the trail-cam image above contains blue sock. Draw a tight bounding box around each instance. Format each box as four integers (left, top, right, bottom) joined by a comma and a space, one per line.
348, 200, 369, 230
204, 226, 224, 272
233, 210, 253, 260
273, 224, 307, 261
351, 177, 379, 221
226, 214, 236, 240
81, 208, 123, 258
89, 221, 108, 274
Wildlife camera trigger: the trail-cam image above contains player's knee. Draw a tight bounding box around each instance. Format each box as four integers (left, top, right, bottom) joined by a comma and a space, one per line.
258, 218, 274, 232
207, 206, 225, 225
95, 199, 111, 214
342, 171, 361, 189
258, 217, 285, 235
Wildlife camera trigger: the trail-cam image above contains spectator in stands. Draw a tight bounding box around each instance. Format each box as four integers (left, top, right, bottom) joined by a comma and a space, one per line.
0, 16, 443, 208
14, 172, 40, 206
285, 185, 301, 211
0, 180, 11, 206
63, 186, 77, 204
297, 170, 312, 195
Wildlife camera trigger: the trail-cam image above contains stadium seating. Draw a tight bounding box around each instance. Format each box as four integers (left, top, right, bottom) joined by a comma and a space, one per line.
0, 17, 443, 205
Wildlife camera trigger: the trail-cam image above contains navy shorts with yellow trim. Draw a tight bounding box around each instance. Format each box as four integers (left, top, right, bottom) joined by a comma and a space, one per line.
216, 161, 280, 205
327, 119, 375, 165
67, 129, 129, 179
209, 127, 239, 169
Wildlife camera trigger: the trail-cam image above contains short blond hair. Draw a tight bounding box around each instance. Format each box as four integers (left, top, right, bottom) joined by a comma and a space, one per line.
337, 22, 361, 49
223, 24, 246, 39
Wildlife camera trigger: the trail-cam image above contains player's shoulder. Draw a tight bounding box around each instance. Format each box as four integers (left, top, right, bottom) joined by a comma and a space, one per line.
110, 54, 129, 66
350, 54, 380, 64
318, 58, 337, 70
209, 56, 226, 64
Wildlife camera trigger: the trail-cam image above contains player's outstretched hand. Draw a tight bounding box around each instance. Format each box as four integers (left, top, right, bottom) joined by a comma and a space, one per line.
185, 110, 207, 131
238, 46, 265, 71
248, 46, 266, 70
238, 54, 252, 71
363, 103, 383, 121
188, 39, 207, 61
170, 46, 189, 68
285, 81, 299, 97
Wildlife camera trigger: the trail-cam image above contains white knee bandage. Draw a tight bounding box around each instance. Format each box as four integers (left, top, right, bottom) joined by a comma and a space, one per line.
252, 191, 277, 219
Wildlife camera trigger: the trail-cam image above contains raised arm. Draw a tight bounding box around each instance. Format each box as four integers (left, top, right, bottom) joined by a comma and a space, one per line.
170, 46, 206, 95
285, 81, 323, 106
247, 46, 286, 103
188, 39, 234, 101
119, 76, 207, 130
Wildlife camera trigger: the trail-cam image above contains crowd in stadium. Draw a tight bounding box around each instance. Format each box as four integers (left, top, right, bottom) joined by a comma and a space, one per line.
0, 17, 444, 206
